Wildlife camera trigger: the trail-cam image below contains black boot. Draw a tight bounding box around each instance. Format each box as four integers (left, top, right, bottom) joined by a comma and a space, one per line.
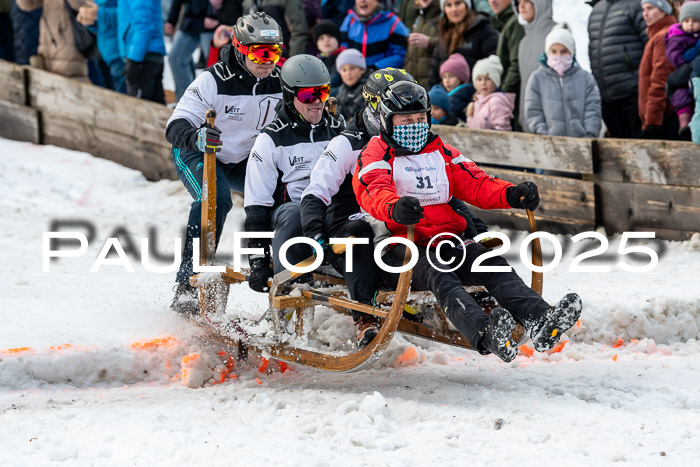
171, 283, 199, 316
528, 293, 582, 352
355, 314, 381, 348
478, 308, 518, 362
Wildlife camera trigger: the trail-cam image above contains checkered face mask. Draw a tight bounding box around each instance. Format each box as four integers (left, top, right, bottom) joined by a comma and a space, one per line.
392, 121, 429, 152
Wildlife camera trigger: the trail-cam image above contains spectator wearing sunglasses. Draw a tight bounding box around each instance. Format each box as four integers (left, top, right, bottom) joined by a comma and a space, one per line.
165, 13, 285, 314
243, 54, 345, 293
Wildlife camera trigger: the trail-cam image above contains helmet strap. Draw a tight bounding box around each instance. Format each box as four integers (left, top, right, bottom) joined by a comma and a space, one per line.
362, 107, 381, 136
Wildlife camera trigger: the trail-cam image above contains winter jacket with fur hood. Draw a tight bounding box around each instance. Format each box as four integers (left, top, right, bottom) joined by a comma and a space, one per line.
467, 91, 515, 131
16, 0, 88, 79
516, 0, 556, 132
525, 54, 602, 137
587, 0, 648, 102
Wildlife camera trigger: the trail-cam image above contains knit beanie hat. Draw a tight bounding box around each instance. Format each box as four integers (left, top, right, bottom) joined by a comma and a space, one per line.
545, 24, 576, 55
680, 1, 700, 22
336, 48, 367, 70
440, 0, 472, 11
640, 0, 673, 16
313, 19, 342, 44
471, 55, 503, 88
439, 53, 471, 84
428, 86, 450, 112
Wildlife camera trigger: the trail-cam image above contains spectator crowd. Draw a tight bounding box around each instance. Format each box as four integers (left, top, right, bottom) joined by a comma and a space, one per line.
1, 0, 699, 143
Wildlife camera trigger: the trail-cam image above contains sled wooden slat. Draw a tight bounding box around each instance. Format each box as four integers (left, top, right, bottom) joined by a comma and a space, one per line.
273, 295, 313, 308
253, 226, 415, 372
432, 124, 594, 174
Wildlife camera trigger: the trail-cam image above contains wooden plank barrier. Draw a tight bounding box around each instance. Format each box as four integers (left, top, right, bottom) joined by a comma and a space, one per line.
0, 99, 40, 144
0, 59, 697, 239
25, 65, 175, 181
0, 59, 27, 105
433, 125, 594, 174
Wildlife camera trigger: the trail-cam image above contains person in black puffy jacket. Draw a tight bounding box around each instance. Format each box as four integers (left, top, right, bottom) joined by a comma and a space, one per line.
587, 0, 649, 138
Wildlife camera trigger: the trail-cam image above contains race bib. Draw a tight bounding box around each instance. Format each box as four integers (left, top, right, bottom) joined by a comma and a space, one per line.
393, 152, 450, 206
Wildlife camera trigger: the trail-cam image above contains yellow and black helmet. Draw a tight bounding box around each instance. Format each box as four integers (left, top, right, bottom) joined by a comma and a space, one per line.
362, 68, 416, 112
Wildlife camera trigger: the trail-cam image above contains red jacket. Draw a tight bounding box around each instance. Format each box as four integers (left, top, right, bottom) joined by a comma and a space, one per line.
353, 135, 513, 246
639, 15, 676, 128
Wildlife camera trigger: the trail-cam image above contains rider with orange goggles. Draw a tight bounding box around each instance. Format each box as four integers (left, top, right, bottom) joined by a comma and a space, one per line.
230, 11, 284, 70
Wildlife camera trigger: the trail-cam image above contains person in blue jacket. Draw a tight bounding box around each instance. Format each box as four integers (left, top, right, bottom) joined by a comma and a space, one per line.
76, 1, 126, 93
340, 0, 409, 70
118, 0, 166, 103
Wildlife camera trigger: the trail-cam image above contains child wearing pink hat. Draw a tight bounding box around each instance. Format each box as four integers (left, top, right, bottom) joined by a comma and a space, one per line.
437, 53, 474, 121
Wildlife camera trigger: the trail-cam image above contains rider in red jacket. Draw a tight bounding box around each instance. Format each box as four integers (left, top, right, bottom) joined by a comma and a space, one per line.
352, 80, 582, 362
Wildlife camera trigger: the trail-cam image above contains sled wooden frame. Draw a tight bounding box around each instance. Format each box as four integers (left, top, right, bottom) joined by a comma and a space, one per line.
190, 108, 543, 371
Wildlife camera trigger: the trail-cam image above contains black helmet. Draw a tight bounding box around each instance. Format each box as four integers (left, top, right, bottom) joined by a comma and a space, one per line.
362, 68, 416, 112
378, 81, 432, 137
280, 54, 331, 108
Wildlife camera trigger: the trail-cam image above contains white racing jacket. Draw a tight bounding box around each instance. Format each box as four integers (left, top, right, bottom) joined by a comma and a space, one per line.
243, 104, 344, 241
165, 45, 283, 164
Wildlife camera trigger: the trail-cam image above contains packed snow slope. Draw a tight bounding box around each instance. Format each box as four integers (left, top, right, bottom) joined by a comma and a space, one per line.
1, 134, 699, 466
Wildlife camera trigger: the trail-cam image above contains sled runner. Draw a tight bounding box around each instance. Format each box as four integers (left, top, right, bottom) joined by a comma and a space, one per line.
187, 110, 543, 372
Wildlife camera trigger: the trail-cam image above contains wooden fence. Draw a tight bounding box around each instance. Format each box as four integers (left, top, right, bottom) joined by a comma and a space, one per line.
1, 59, 698, 240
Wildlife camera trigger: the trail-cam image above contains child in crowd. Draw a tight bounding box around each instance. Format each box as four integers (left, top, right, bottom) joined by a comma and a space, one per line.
665, 1, 700, 138
525, 26, 601, 137
439, 53, 473, 121
314, 19, 346, 93
690, 55, 700, 143
466, 55, 515, 131
429, 86, 459, 125
335, 49, 368, 120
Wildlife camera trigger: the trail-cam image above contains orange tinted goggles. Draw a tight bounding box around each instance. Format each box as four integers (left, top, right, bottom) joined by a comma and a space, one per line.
245, 44, 282, 64
296, 84, 331, 104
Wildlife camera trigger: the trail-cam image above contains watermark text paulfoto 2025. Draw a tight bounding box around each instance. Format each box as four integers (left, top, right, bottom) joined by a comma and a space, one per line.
42, 219, 662, 275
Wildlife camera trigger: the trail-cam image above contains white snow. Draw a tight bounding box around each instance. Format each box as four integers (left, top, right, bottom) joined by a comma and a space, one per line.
2, 133, 700, 465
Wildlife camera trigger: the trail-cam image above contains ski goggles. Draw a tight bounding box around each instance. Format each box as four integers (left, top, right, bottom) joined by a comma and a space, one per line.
234, 41, 282, 64
295, 84, 331, 104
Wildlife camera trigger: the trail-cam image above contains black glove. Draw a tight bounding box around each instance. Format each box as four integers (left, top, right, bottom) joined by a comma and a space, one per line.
641, 125, 664, 140
248, 255, 273, 293
506, 182, 540, 210
124, 59, 143, 84
312, 234, 338, 266
193, 125, 223, 153
391, 196, 424, 225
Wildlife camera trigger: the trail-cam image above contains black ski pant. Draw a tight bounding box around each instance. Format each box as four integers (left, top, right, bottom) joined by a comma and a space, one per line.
602, 95, 642, 139
270, 202, 313, 274
379, 240, 549, 350
173, 147, 247, 285
126, 57, 165, 105
328, 219, 381, 321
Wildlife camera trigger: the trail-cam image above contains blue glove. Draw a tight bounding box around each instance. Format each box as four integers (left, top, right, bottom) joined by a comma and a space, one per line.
193, 125, 222, 153
683, 42, 700, 64
314, 234, 338, 266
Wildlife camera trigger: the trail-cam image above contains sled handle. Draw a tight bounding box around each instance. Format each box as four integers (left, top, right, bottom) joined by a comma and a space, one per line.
525, 208, 543, 295
200, 109, 218, 266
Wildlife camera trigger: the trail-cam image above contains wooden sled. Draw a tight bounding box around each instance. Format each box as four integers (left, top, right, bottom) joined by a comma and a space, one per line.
188, 109, 543, 372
